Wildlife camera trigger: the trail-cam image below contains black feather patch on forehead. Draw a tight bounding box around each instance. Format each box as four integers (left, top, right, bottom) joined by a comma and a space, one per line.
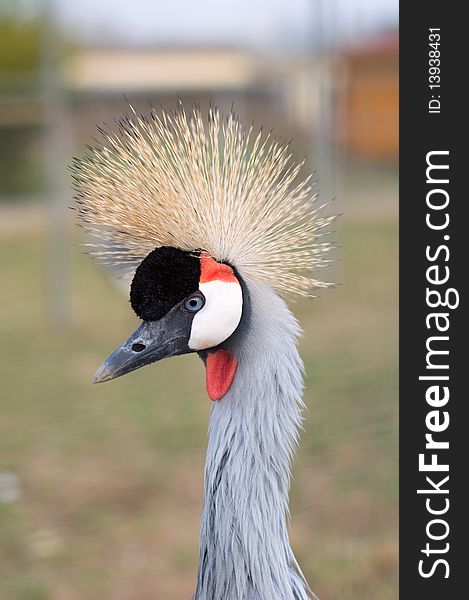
130, 247, 201, 321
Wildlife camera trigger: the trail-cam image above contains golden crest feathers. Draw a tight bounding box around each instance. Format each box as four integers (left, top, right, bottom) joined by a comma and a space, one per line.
72, 105, 334, 296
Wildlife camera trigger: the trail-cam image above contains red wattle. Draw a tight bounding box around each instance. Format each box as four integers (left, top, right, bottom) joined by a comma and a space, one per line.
205, 349, 238, 401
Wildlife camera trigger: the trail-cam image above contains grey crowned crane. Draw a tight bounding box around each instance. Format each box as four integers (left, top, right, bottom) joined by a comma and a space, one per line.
72, 106, 334, 600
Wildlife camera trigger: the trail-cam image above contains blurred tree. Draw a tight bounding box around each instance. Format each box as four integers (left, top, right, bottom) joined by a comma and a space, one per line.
0, 1, 40, 88
0, 6, 41, 196
0, 18, 40, 75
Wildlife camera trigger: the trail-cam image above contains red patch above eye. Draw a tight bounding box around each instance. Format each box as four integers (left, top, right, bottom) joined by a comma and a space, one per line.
200, 253, 238, 284
205, 349, 238, 401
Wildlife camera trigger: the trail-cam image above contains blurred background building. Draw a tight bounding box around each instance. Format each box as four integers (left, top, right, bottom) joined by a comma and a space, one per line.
1, 1, 398, 599
0, 0, 398, 201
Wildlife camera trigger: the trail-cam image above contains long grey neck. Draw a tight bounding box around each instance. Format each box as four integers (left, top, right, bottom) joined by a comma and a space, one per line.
194, 283, 313, 600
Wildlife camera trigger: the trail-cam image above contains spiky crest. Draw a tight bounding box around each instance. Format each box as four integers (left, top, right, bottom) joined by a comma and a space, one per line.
72, 105, 334, 296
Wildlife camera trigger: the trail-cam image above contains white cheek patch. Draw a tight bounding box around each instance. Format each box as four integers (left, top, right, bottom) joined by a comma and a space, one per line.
188, 281, 243, 351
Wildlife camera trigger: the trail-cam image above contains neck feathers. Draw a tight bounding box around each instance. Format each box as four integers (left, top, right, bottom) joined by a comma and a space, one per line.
195, 284, 313, 600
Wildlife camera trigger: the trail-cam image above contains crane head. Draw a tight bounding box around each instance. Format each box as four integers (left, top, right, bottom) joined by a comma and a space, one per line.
73, 106, 335, 399
93, 247, 244, 400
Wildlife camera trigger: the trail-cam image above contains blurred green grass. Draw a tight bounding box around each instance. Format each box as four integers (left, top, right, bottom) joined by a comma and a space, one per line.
0, 213, 397, 600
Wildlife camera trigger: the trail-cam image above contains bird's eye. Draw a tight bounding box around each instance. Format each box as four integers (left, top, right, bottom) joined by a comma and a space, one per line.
185, 294, 205, 312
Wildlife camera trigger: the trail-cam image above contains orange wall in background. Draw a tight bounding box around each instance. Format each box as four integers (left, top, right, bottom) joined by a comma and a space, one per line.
338, 34, 398, 161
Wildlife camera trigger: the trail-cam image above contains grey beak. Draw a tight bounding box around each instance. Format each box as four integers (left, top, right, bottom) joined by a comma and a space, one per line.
93, 309, 192, 383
